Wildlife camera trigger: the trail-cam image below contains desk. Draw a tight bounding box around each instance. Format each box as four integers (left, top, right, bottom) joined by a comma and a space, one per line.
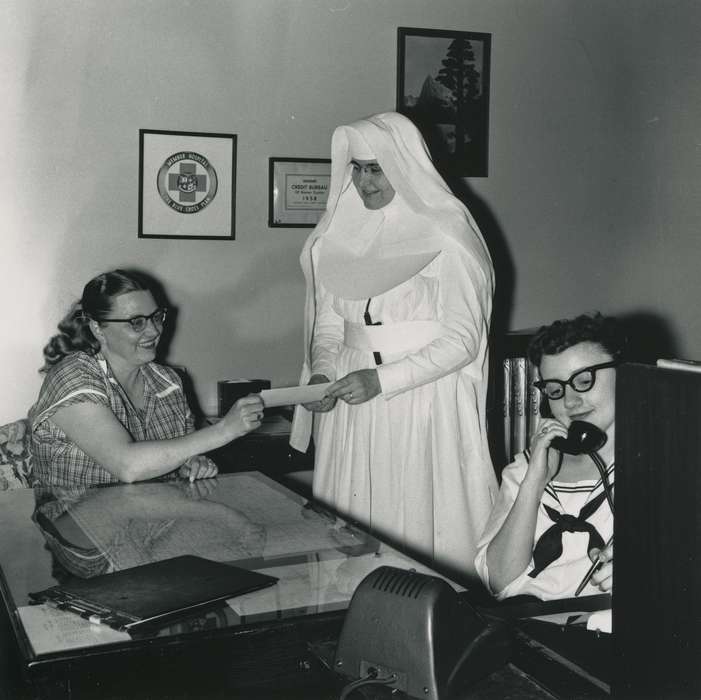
0, 474, 610, 700
0, 473, 464, 700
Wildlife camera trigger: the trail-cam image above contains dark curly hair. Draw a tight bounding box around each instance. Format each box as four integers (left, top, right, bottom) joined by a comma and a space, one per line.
41, 269, 153, 370
527, 313, 627, 368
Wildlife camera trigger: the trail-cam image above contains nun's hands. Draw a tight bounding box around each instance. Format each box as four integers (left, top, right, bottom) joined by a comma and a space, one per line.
303, 374, 336, 412
326, 369, 381, 405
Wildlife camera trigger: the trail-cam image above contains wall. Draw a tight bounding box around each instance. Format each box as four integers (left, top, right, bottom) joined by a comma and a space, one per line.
2, 0, 700, 423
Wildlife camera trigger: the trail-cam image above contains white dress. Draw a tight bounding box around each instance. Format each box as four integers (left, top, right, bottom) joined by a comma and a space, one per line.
290, 112, 497, 582
310, 239, 497, 580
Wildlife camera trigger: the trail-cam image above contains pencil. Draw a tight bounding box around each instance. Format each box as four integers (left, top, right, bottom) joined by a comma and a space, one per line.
574, 535, 613, 597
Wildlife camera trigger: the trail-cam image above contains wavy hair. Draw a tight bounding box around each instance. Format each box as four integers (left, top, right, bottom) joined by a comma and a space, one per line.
527, 312, 627, 368
41, 269, 152, 370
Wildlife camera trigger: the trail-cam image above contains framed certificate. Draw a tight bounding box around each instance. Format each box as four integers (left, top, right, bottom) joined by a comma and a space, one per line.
268, 157, 331, 228
139, 129, 236, 240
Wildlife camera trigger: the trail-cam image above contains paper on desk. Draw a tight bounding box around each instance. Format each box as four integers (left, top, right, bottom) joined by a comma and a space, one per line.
18, 604, 130, 656
227, 546, 464, 618
260, 383, 331, 408
530, 611, 590, 626
530, 606, 612, 631
586, 608, 612, 633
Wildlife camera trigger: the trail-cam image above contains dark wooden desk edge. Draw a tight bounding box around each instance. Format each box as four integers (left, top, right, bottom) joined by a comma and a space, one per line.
474, 598, 611, 699
0, 598, 348, 699
0, 567, 33, 700
510, 627, 610, 699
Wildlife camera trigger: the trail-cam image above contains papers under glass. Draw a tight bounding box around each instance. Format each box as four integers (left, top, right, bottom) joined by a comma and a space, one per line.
15, 473, 462, 656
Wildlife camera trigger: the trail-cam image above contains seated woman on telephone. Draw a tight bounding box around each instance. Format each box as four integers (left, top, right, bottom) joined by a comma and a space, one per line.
474, 313, 620, 600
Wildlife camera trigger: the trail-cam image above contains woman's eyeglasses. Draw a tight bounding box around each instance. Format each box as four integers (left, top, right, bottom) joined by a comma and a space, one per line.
100, 308, 168, 333
534, 361, 618, 400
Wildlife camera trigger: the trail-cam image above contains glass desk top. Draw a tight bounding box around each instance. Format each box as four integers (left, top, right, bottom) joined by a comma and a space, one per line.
0, 472, 460, 659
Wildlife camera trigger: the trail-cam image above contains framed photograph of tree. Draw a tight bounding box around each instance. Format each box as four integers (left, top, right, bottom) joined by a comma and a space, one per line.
397, 27, 491, 177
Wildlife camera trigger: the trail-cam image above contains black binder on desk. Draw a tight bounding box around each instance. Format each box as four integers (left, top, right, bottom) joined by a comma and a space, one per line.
28, 555, 278, 632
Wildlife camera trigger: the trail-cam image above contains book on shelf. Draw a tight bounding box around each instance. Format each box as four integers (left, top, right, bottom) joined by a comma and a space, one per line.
656, 358, 701, 373
510, 357, 528, 456
526, 359, 541, 442
502, 358, 512, 463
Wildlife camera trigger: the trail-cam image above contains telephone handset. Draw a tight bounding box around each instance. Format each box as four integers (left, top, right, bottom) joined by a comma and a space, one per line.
552, 421, 614, 517
551, 420, 607, 455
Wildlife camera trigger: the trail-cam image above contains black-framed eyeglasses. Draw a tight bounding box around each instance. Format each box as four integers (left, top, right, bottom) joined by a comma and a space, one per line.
100, 308, 168, 333
534, 361, 618, 401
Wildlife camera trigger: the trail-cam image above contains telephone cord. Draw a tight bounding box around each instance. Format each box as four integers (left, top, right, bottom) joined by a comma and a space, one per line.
589, 450, 615, 515
338, 670, 398, 699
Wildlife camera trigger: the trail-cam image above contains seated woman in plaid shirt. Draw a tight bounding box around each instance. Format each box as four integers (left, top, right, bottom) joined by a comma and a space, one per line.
30, 269, 264, 487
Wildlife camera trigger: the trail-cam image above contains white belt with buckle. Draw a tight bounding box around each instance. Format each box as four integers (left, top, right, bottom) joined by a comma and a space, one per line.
343, 320, 443, 355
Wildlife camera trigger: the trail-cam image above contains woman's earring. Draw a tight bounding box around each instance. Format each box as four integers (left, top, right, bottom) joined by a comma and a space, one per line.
89, 320, 103, 340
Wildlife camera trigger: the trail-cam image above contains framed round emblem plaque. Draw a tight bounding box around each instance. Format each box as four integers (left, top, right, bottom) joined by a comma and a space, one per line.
139, 129, 236, 240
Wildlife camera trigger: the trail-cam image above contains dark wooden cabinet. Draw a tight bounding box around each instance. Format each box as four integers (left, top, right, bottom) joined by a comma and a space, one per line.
206, 415, 313, 476
614, 363, 701, 699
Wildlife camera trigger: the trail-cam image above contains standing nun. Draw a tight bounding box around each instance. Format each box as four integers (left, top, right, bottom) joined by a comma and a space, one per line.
291, 112, 496, 580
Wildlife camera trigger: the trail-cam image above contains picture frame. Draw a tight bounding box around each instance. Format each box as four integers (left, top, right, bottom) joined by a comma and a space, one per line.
397, 27, 491, 177
268, 157, 331, 228
138, 129, 236, 240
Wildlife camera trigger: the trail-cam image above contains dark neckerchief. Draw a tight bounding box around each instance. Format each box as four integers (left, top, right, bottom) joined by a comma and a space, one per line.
528, 489, 607, 578
523, 449, 612, 579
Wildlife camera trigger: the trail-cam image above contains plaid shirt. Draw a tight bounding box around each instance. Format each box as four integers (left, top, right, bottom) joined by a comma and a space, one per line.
29, 352, 195, 487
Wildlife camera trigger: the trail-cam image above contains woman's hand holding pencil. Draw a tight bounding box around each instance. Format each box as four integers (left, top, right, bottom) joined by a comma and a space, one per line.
575, 537, 614, 596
